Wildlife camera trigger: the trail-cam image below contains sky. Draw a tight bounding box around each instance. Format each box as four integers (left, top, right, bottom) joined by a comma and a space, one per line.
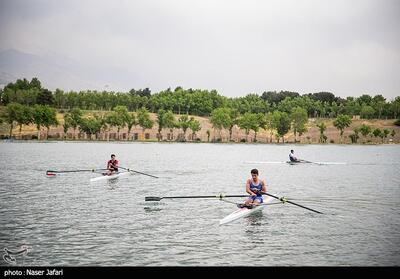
0, 0, 399, 99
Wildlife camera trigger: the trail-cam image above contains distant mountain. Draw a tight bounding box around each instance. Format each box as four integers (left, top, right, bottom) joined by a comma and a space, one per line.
0, 71, 19, 88
0, 49, 108, 91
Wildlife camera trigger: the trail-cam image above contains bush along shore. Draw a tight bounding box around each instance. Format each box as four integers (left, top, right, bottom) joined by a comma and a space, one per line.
0, 77, 399, 144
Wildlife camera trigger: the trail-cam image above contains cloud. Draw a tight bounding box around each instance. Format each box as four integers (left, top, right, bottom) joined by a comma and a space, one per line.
0, 0, 399, 99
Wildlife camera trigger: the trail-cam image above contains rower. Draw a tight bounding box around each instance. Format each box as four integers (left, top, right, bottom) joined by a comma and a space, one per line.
240, 169, 267, 207
289, 150, 300, 162
107, 154, 119, 175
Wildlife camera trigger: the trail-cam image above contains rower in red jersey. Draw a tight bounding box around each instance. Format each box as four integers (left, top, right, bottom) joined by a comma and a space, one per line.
107, 154, 119, 175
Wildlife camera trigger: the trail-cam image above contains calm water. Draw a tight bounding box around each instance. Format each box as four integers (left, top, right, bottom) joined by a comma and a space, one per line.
0, 142, 399, 266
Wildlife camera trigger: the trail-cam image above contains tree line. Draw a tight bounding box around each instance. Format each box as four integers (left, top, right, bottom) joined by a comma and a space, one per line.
1, 102, 397, 144
0, 103, 203, 142
1, 78, 400, 119
0, 77, 398, 143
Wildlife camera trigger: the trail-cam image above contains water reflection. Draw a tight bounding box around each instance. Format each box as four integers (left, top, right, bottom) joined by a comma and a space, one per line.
245, 211, 264, 226
106, 179, 119, 190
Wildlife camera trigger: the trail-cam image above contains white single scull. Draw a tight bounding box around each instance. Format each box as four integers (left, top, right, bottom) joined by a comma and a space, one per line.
245, 161, 346, 165
219, 196, 275, 225
90, 171, 132, 182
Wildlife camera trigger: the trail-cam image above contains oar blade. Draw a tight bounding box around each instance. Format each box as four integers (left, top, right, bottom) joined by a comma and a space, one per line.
145, 196, 163, 201
286, 200, 323, 214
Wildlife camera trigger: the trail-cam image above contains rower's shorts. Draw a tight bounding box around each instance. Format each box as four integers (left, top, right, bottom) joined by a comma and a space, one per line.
247, 195, 263, 203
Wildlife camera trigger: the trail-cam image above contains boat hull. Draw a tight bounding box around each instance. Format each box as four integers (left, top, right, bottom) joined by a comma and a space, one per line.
219, 196, 274, 225
90, 171, 131, 182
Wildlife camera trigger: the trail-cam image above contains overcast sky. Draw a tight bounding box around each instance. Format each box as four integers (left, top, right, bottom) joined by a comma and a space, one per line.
0, 0, 399, 99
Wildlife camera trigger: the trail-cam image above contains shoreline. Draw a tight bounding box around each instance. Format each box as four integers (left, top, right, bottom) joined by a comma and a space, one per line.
1, 138, 398, 145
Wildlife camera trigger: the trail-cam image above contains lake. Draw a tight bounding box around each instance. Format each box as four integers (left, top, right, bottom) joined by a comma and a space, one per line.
0, 142, 399, 266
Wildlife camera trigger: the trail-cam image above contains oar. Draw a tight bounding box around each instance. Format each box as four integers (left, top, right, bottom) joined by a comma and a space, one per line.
145, 193, 250, 201
261, 192, 323, 214
46, 169, 107, 175
119, 166, 159, 179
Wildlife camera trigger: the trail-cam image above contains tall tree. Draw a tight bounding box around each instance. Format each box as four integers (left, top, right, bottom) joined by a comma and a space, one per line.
126, 112, 137, 141
291, 107, 308, 142
69, 108, 83, 140
333, 114, 352, 143
1, 103, 23, 138
316, 122, 327, 143
177, 114, 191, 141
37, 89, 54, 105
137, 107, 154, 140
210, 108, 231, 141
272, 111, 291, 143
188, 117, 201, 141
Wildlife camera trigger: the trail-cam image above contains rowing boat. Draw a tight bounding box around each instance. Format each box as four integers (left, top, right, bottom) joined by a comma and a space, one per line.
245, 161, 346, 165
286, 161, 346, 165
219, 196, 274, 225
286, 160, 311, 165
90, 171, 131, 182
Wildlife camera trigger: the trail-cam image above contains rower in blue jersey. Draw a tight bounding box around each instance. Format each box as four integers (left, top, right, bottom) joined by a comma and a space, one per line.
243, 168, 267, 207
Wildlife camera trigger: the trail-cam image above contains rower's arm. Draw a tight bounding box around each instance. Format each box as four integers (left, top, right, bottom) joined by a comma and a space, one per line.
262, 180, 267, 193
245, 179, 256, 196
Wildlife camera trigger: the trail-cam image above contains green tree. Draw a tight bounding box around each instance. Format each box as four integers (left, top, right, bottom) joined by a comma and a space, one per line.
372, 128, 382, 142
68, 108, 83, 140
382, 129, 390, 143
33, 105, 58, 140
349, 127, 360, 143
37, 89, 54, 105
126, 112, 137, 141
359, 124, 371, 143
29, 77, 42, 90
63, 113, 73, 140
227, 109, 239, 142
137, 107, 154, 140
79, 117, 102, 140
360, 105, 375, 119
156, 109, 167, 141
271, 111, 291, 143
264, 112, 275, 143
316, 122, 327, 143
188, 117, 201, 141
237, 113, 260, 142
110, 105, 130, 140
291, 107, 308, 142
210, 108, 231, 141
1, 103, 23, 138
333, 114, 352, 143
372, 95, 386, 119
177, 114, 191, 141
15, 105, 33, 138
390, 97, 400, 119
